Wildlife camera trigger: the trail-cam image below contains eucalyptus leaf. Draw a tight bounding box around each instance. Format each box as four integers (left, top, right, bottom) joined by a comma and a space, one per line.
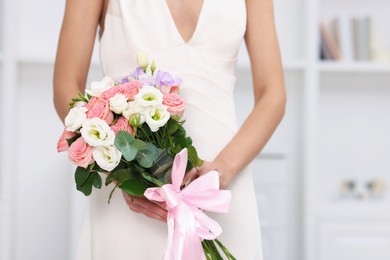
115, 131, 138, 161
120, 179, 150, 196
136, 148, 156, 168
136, 143, 160, 168
133, 139, 147, 150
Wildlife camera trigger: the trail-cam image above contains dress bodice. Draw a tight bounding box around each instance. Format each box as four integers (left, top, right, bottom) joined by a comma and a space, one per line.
100, 0, 247, 143
100, 0, 246, 89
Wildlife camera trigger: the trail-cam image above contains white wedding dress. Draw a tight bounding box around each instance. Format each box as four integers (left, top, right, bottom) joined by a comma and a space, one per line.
77, 0, 263, 259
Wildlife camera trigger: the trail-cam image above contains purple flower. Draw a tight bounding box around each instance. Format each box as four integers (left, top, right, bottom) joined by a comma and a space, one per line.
131, 67, 145, 79
120, 76, 129, 84
140, 76, 156, 86
155, 71, 182, 88
155, 71, 175, 87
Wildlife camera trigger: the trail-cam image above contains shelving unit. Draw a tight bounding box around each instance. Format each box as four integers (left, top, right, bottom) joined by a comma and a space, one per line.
318, 61, 390, 72
0, 0, 389, 260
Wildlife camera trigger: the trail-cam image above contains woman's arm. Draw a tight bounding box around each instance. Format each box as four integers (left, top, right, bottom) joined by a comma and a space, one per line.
53, 0, 103, 122
185, 0, 286, 188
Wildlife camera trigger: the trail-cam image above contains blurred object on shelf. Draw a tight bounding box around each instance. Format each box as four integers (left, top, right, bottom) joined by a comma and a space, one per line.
319, 15, 390, 63
320, 20, 341, 60
367, 179, 387, 198
339, 178, 387, 201
352, 16, 372, 61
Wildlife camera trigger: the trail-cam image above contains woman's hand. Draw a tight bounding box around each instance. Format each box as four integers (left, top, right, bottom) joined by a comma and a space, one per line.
122, 191, 168, 222
183, 160, 234, 189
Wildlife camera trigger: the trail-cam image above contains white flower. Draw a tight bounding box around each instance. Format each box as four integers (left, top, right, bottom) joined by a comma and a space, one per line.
136, 51, 149, 69
109, 94, 128, 114
145, 105, 170, 132
65, 106, 88, 131
93, 145, 122, 171
80, 118, 115, 147
134, 86, 163, 107
123, 101, 146, 124
85, 76, 114, 97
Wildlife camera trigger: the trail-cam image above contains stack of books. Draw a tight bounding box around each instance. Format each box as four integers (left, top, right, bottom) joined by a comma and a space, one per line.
319, 16, 379, 62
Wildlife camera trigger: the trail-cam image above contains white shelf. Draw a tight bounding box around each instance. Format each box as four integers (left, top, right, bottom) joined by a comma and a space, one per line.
318, 61, 390, 73
319, 202, 390, 218
17, 55, 100, 66
238, 59, 306, 71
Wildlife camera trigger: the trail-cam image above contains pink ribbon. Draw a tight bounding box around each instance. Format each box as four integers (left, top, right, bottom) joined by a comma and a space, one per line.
144, 148, 232, 260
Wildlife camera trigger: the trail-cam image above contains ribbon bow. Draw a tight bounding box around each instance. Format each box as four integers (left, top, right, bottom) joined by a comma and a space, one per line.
144, 148, 232, 260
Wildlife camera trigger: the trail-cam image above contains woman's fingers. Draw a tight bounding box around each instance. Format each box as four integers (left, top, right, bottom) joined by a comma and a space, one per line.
122, 191, 167, 222
182, 167, 200, 187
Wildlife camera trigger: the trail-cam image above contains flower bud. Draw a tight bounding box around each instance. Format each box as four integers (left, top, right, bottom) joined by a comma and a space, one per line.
130, 114, 142, 127
136, 52, 149, 70
150, 59, 156, 75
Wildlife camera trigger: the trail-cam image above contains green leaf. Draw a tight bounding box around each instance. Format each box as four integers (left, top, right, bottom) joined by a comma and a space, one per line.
172, 125, 185, 138
185, 137, 193, 146
141, 172, 165, 187
188, 146, 204, 167
105, 172, 115, 186
136, 143, 160, 168
167, 121, 179, 135
112, 168, 133, 184
115, 130, 138, 161
120, 179, 150, 196
75, 167, 94, 196
75, 167, 90, 188
92, 173, 102, 189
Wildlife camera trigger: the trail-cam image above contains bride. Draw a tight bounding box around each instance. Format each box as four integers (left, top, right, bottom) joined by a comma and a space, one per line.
53, 0, 286, 259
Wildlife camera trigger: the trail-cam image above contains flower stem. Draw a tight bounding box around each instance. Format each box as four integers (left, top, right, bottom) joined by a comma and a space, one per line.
214, 239, 237, 260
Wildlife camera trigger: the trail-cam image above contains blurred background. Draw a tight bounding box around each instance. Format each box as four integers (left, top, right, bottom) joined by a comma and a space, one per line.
0, 0, 390, 259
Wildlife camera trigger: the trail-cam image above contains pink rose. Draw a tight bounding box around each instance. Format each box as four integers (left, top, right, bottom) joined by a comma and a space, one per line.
86, 97, 114, 125
111, 116, 134, 135
68, 137, 94, 168
163, 93, 186, 117
57, 129, 78, 152
101, 81, 143, 101
160, 85, 180, 95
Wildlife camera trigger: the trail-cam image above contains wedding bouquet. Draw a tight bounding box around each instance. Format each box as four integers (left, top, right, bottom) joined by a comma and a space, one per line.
57, 53, 236, 259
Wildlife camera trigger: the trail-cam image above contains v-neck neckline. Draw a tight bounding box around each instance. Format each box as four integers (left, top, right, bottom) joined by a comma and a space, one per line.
162, 0, 206, 45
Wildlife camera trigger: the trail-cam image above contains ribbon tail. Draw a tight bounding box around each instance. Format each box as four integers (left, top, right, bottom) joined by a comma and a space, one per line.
195, 210, 222, 240
163, 213, 175, 260
171, 204, 205, 260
